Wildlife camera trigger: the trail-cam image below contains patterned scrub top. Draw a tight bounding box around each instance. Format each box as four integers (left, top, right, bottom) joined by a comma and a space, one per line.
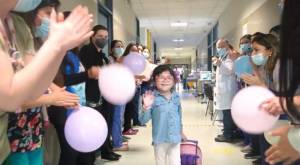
7, 107, 44, 152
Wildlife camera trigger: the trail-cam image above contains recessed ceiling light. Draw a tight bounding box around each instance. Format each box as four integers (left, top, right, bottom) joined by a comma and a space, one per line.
173, 39, 184, 42
171, 22, 188, 27
174, 47, 183, 50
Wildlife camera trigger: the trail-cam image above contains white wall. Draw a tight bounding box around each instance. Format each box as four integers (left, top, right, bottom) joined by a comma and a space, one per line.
113, 0, 137, 44
196, 37, 208, 70
60, 0, 98, 25
218, 0, 281, 48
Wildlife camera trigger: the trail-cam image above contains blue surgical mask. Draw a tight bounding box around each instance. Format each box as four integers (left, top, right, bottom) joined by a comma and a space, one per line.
114, 47, 124, 57
13, 0, 42, 12
217, 48, 227, 58
35, 18, 50, 40
240, 43, 252, 54
251, 53, 268, 66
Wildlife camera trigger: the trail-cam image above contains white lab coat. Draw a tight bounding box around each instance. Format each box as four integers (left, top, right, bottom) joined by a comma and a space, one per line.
214, 56, 238, 110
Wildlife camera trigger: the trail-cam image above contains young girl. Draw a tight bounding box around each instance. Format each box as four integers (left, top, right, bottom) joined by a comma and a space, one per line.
139, 65, 186, 165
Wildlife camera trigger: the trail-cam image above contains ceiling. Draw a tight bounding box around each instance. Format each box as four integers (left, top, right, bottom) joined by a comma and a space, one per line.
130, 0, 232, 59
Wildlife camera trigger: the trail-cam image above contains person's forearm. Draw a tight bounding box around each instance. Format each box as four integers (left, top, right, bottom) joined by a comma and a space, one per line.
22, 94, 53, 109
294, 95, 300, 110
0, 38, 65, 111
64, 72, 88, 86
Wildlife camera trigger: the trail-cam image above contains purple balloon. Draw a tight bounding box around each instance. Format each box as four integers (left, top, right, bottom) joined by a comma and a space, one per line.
64, 106, 108, 152
123, 52, 146, 75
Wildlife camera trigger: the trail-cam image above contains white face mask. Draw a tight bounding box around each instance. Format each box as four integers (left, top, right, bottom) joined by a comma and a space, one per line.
13, 0, 42, 12
142, 52, 150, 58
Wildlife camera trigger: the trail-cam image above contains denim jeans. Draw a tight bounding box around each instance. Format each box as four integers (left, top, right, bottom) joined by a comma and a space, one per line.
112, 105, 126, 148
222, 109, 236, 139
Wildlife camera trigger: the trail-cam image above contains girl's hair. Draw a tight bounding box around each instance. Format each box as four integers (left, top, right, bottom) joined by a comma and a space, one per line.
239, 34, 252, 45
279, 0, 300, 120
251, 33, 279, 77
122, 42, 136, 57
151, 65, 176, 89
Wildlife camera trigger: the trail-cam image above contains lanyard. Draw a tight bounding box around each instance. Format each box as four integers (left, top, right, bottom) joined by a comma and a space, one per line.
4, 14, 20, 59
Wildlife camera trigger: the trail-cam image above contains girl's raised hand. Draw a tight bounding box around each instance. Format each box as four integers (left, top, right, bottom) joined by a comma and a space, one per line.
142, 90, 154, 111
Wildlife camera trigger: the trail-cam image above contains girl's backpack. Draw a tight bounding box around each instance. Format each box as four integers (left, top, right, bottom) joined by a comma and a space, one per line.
180, 140, 202, 165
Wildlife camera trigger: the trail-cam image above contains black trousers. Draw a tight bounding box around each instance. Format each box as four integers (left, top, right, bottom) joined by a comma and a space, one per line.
222, 109, 237, 139
54, 124, 95, 165
132, 87, 141, 125
48, 106, 95, 165
94, 99, 114, 156
123, 99, 134, 133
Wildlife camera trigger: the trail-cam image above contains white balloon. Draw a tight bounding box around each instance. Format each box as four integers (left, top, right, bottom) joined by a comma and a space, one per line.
264, 120, 290, 145
288, 127, 300, 152
231, 86, 279, 134
98, 64, 136, 105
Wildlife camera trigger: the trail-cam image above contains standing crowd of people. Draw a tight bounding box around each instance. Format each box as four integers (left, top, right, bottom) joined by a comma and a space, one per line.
0, 0, 300, 165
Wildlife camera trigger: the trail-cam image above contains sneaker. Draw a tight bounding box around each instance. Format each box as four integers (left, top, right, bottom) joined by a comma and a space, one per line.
214, 135, 233, 143
241, 145, 252, 153
113, 144, 129, 151
122, 129, 137, 135
244, 152, 260, 159
123, 135, 131, 140
122, 138, 128, 143
131, 128, 139, 132
252, 158, 262, 165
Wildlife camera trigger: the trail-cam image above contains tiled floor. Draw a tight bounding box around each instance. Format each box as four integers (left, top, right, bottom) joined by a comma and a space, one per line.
96, 90, 252, 165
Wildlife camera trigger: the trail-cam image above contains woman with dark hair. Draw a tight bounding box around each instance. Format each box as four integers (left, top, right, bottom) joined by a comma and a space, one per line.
261, 0, 300, 164
122, 43, 140, 136
108, 40, 124, 64
241, 32, 281, 164
17, 0, 61, 49
108, 40, 129, 151
45, 11, 99, 165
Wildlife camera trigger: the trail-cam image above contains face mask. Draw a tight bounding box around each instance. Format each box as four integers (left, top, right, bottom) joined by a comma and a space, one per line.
13, 0, 42, 12
217, 48, 227, 58
251, 53, 269, 66
35, 18, 50, 40
95, 38, 107, 49
240, 43, 252, 54
142, 52, 150, 58
113, 47, 124, 57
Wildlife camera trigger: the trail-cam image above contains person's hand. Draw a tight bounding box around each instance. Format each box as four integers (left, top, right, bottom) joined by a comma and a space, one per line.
136, 78, 143, 85
88, 66, 100, 79
260, 97, 284, 116
265, 126, 300, 165
212, 57, 221, 66
241, 73, 265, 86
49, 88, 79, 107
48, 5, 94, 52
142, 90, 154, 111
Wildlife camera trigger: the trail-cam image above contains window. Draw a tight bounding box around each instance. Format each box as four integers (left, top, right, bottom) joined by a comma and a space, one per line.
207, 22, 218, 71
136, 18, 140, 43
97, 0, 113, 56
